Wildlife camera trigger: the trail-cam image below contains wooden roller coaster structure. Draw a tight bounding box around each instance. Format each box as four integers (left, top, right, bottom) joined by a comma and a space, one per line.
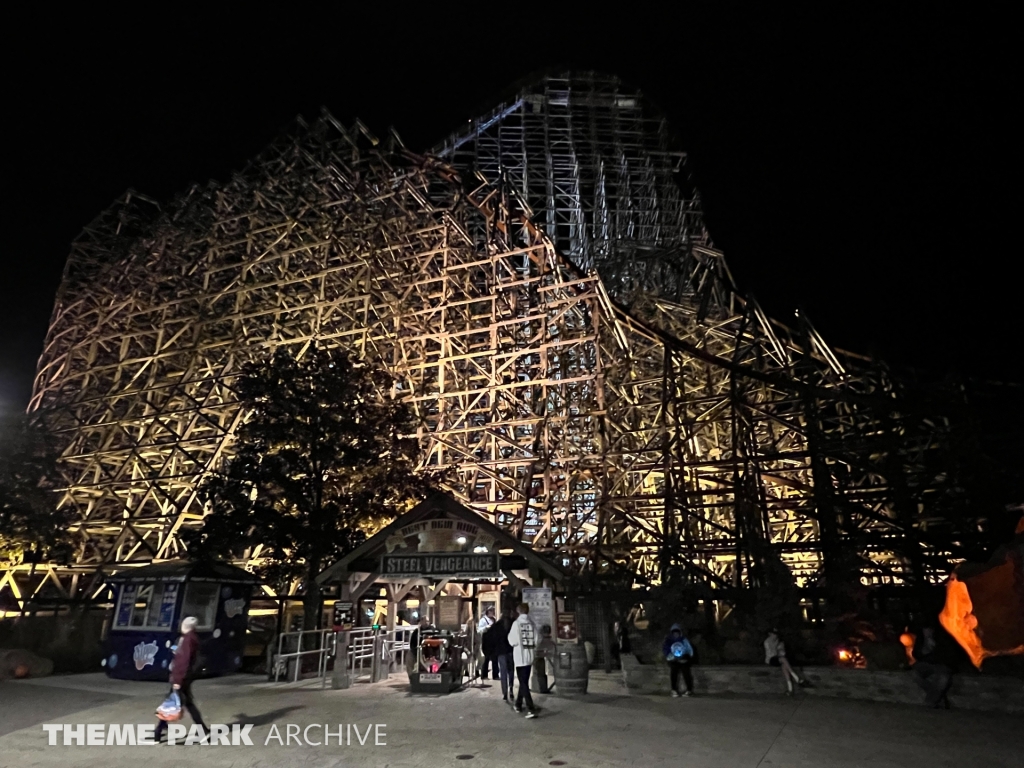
2, 73, 979, 607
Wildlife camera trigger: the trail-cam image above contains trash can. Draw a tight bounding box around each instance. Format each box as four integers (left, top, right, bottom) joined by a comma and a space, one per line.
553, 642, 589, 696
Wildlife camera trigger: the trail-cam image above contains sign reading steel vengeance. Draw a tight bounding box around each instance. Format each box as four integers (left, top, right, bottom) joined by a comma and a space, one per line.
380, 552, 499, 578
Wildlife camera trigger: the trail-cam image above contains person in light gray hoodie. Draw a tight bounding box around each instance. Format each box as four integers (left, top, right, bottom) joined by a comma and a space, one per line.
508, 602, 538, 718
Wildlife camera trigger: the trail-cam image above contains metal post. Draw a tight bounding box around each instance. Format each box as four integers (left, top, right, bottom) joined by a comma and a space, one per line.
319, 631, 327, 687
274, 632, 284, 683
370, 629, 390, 683
332, 631, 351, 689
369, 630, 379, 682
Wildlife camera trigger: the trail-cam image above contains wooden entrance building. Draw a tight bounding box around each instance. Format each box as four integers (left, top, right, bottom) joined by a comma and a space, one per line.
318, 492, 564, 632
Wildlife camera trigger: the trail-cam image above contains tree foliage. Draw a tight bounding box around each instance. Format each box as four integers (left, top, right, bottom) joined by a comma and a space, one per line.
186, 345, 435, 628
0, 415, 73, 566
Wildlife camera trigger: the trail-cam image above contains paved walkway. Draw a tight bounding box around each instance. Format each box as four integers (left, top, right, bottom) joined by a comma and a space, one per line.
1, 671, 1020, 767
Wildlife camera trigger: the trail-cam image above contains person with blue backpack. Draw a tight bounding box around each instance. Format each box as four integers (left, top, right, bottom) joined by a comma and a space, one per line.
663, 623, 695, 697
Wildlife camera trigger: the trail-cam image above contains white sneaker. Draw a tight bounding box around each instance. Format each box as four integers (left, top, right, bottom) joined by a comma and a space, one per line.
683, 690, 693, 697
671, 691, 680, 698
525, 711, 537, 719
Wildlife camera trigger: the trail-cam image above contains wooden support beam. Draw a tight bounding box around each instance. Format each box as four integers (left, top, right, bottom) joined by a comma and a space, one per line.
348, 571, 381, 602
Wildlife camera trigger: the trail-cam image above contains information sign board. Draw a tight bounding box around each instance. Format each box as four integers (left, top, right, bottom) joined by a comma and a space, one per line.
438, 596, 462, 630
556, 611, 578, 642
333, 600, 354, 631
522, 587, 553, 635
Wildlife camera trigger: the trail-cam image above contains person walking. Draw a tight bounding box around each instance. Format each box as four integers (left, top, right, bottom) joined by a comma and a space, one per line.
155, 616, 207, 742
764, 628, 807, 695
912, 621, 958, 708
613, 618, 630, 665
477, 607, 499, 681
508, 602, 539, 718
663, 623, 695, 697
490, 610, 516, 704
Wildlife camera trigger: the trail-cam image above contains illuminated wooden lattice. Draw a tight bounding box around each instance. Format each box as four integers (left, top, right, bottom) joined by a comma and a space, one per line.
4, 73, 964, 603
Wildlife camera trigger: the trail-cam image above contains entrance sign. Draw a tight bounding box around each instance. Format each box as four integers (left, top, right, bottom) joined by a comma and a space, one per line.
380, 552, 499, 578
522, 587, 553, 634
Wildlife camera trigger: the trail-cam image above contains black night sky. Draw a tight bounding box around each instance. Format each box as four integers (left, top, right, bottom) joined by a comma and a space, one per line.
1, 7, 1019, 419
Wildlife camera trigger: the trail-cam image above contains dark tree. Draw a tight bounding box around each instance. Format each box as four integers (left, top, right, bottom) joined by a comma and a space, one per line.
187, 345, 435, 631
0, 415, 73, 568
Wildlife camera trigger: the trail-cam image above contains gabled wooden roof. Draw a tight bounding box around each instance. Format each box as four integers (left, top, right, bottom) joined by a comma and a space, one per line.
317, 491, 565, 583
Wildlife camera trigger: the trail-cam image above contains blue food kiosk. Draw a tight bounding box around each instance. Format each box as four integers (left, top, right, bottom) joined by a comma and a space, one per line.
102, 561, 260, 681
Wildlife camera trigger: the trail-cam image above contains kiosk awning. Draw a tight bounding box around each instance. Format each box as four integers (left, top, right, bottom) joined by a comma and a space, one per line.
104, 560, 261, 585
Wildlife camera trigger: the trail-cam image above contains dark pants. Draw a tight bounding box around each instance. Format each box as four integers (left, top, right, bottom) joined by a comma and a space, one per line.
498, 653, 514, 699
669, 660, 694, 693
515, 665, 536, 712
914, 661, 952, 708
155, 680, 205, 739
481, 653, 500, 680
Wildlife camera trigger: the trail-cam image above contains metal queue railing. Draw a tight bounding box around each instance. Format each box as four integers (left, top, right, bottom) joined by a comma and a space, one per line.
271, 626, 415, 686
273, 627, 337, 683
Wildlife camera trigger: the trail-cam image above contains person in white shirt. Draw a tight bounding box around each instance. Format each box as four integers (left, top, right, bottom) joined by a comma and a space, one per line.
477, 607, 499, 680
508, 603, 538, 718
478, 606, 496, 633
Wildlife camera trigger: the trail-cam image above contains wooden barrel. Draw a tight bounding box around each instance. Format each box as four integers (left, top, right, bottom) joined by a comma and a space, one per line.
553, 642, 589, 696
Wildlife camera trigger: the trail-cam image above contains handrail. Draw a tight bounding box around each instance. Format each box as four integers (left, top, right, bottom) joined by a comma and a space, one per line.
271, 625, 417, 686
273, 627, 335, 683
